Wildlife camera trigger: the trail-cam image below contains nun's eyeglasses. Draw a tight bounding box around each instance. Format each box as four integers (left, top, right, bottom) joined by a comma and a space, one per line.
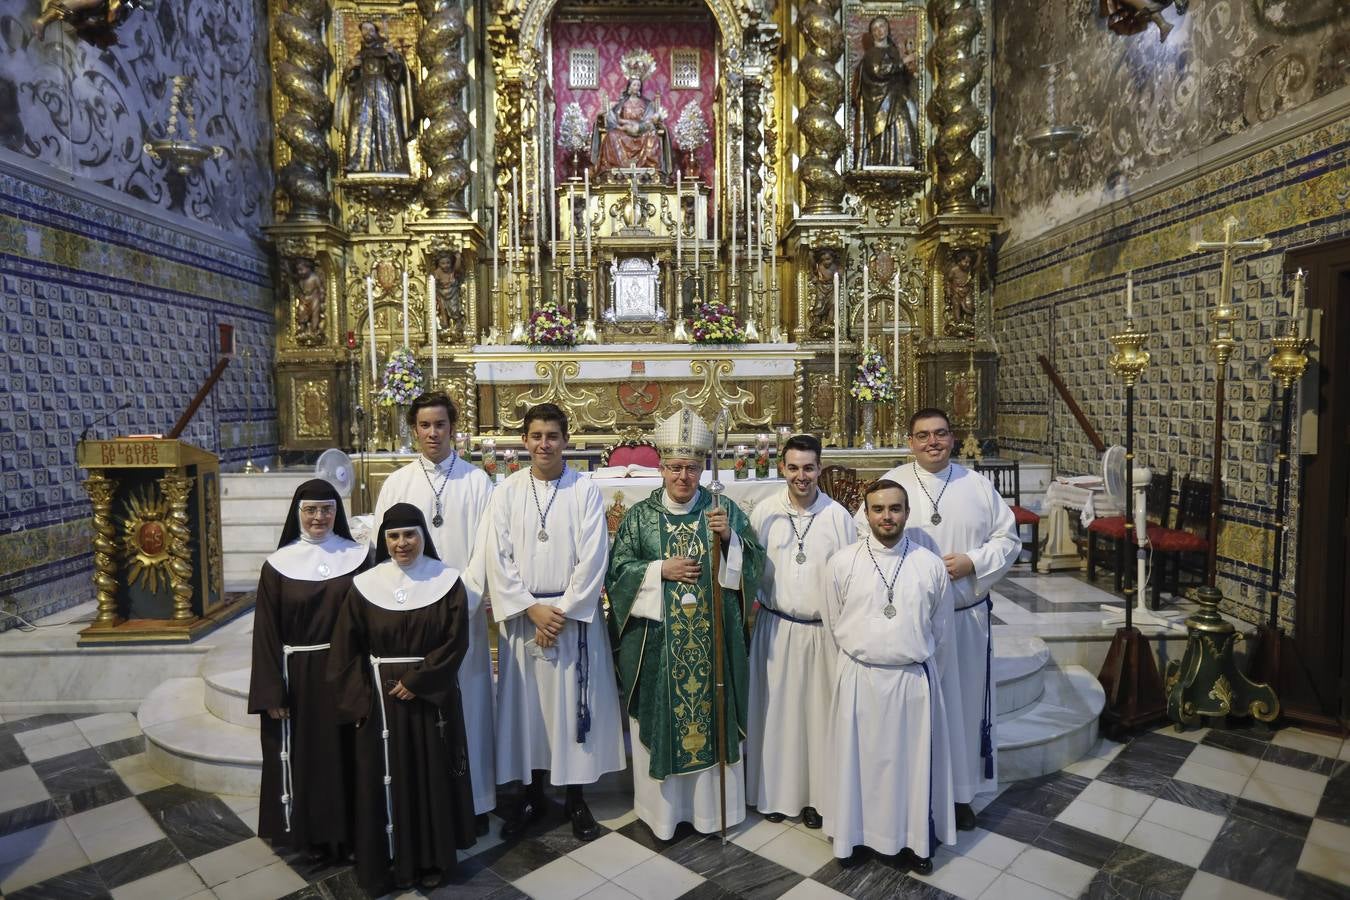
299, 504, 336, 516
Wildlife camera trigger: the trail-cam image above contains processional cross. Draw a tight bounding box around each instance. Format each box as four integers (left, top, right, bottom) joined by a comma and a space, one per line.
1190, 215, 1271, 584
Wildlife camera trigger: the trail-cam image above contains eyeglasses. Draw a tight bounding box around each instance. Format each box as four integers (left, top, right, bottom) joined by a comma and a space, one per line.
910, 429, 951, 442
299, 504, 336, 516
662, 464, 701, 477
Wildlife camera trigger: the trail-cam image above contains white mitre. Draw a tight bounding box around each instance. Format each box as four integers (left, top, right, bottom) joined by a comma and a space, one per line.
651, 407, 714, 461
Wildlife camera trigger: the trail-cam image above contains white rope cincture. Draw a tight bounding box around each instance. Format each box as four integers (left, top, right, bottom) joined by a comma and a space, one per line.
279, 643, 331, 833
369, 654, 425, 857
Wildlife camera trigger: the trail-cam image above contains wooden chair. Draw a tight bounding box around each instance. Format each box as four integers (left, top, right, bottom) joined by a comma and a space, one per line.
974, 460, 1042, 570
1087, 467, 1173, 593
1143, 475, 1211, 607
819, 465, 866, 515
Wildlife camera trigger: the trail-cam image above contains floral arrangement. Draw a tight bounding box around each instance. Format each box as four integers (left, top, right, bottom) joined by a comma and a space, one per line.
558, 102, 590, 155
525, 301, 578, 347
850, 350, 897, 403
375, 347, 425, 407
673, 103, 709, 153
690, 302, 746, 344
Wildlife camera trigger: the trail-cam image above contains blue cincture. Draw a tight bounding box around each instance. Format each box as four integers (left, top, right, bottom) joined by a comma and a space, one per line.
535, 590, 589, 743
980, 595, 994, 779
922, 659, 936, 852
758, 605, 823, 625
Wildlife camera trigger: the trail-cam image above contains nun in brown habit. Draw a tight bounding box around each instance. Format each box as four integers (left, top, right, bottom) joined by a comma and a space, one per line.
327, 502, 478, 894
248, 478, 366, 858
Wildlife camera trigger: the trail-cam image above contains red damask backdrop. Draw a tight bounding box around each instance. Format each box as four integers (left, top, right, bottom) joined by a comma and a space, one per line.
550, 18, 719, 186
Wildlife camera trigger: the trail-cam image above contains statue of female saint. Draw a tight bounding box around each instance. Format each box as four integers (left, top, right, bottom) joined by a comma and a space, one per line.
342, 22, 414, 174
852, 17, 921, 169
593, 76, 672, 180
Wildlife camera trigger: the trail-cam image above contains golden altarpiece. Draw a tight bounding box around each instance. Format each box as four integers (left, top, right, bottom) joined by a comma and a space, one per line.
262, 0, 999, 472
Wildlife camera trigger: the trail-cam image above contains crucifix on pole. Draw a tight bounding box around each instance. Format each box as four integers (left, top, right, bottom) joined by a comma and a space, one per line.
1191, 215, 1272, 586
1162, 214, 1278, 730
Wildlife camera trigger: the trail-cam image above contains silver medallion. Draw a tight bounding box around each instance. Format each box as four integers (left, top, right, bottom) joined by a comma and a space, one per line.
317, 563, 331, 577
883, 603, 896, 619
795, 550, 807, 565
432, 514, 444, 528
538, 529, 549, 542
680, 592, 697, 607
930, 512, 942, 526
395, 588, 409, 605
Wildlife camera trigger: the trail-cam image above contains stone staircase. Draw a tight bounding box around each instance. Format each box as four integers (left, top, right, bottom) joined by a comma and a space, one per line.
222, 473, 355, 592
137, 619, 1101, 798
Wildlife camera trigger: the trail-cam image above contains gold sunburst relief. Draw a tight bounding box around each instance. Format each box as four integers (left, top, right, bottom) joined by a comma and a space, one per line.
120, 486, 173, 594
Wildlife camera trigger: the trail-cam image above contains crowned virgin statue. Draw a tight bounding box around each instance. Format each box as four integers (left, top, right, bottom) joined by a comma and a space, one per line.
593, 50, 672, 181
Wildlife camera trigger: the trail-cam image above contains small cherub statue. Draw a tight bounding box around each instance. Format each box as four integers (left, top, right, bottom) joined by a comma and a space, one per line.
431, 251, 464, 341
290, 257, 325, 343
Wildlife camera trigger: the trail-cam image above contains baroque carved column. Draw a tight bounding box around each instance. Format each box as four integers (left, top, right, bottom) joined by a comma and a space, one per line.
83, 471, 121, 628
418, 0, 472, 216
158, 474, 195, 622
927, 0, 986, 214
797, 0, 845, 215
743, 77, 764, 195
275, 0, 333, 221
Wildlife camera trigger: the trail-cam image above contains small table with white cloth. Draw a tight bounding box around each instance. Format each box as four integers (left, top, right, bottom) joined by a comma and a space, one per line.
1037, 476, 1123, 573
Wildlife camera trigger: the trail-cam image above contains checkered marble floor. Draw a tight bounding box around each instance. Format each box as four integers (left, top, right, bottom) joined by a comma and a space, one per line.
2, 710, 1348, 900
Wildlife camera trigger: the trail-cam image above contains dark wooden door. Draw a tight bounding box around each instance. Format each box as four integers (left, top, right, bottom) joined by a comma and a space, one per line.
1286, 239, 1350, 727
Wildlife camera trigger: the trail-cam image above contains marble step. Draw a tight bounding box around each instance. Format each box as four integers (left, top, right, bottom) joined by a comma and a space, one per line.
996, 664, 1105, 782
202, 633, 257, 729
138, 676, 261, 796
221, 472, 329, 501
224, 552, 269, 593
993, 634, 1050, 720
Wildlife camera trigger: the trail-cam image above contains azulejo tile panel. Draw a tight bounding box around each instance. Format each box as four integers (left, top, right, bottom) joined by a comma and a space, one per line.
993, 119, 1350, 626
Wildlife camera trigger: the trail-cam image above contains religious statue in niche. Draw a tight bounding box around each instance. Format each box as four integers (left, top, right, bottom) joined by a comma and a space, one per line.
289, 257, 326, 345
852, 16, 920, 169
943, 249, 979, 336
1100, 0, 1187, 42
341, 21, 416, 174
808, 247, 843, 336
431, 250, 465, 342
33, 0, 145, 46
593, 50, 672, 182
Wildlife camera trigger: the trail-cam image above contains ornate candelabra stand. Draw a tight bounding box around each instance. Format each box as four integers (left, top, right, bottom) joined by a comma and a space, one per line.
827, 374, 846, 448
1097, 318, 1167, 736
1164, 293, 1279, 727
240, 348, 260, 474
1247, 274, 1312, 713
508, 263, 527, 344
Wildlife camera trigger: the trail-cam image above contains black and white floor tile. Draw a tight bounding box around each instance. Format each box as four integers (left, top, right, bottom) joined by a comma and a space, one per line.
2, 576, 1348, 899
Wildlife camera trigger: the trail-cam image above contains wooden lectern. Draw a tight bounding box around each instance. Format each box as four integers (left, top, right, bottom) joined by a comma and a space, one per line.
76, 438, 249, 643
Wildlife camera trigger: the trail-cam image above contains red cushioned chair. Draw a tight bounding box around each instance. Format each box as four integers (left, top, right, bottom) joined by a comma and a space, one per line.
600, 431, 661, 469
1143, 475, 1211, 607
1087, 467, 1173, 593
973, 460, 1041, 570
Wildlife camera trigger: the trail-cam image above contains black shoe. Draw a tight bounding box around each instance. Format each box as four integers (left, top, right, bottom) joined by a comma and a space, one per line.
762, 811, 787, 823
955, 802, 977, 831
476, 812, 490, 836
500, 797, 548, 839
899, 848, 932, 874
801, 807, 823, 829
839, 846, 870, 869
418, 868, 443, 890
567, 800, 601, 842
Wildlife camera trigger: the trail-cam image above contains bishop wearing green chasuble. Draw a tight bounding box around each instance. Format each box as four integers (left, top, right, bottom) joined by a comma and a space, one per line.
605, 409, 766, 839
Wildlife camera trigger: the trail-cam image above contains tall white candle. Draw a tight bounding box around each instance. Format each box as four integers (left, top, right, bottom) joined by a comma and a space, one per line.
1293, 268, 1304, 318
428, 273, 438, 383
568, 182, 576, 269
675, 170, 682, 271
730, 172, 737, 283
401, 268, 409, 347
693, 187, 699, 272
511, 168, 521, 268
862, 246, 870, 347
366, 275, 377, 382
744, 171, 752, 284
833, 271, 841, 381
892, 270, 901, 390
583, 168, 592, 265
1125, 270, 1134, 319
711, 180, 718, 267
493, 202, 500, 294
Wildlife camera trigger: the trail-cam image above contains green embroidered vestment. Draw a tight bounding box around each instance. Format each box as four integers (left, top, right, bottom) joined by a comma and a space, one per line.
605, 487, 765, 780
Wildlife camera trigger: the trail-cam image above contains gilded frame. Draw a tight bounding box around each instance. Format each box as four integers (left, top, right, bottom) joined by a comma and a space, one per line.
843, 1, 929, 173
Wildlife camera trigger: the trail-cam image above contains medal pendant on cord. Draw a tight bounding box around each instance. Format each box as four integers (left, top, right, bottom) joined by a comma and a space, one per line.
883, 591, 896, 619
432, 513, 444, 528
930, 512, 942, 526
795, 549, 807, 565
538, 529, 549, 542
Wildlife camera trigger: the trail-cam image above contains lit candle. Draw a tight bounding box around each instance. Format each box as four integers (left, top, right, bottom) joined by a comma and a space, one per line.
583, 168, 592, 265
892, 270, 901, 390
365, 275, 377, 382
832, 271, 841, 381
568, 182, 576, 269
862, 246, 870, 347
401, 268, 409, 347
1126, 270, 1134, 319
675, 170, 682, 272
428, 273, 438, 384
